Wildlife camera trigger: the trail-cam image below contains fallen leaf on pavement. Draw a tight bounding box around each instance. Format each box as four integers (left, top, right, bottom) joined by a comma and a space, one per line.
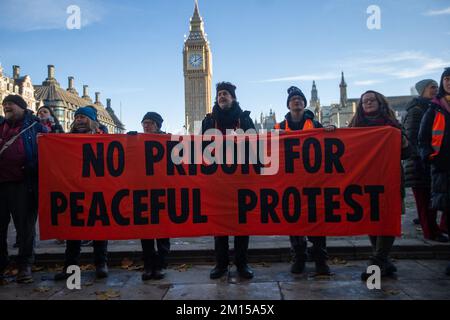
80, 264, 95, 271
256, 262, 271, 268
95, 289, 121, 300
175, 264, 192, 272
121, 258, 134, 269
383, 289, 400, 295
32, 266, 45, 272
330, 257, 347, 265
33, 287, 51, 293
5, 269, 18, 276
127, 265, 143, 271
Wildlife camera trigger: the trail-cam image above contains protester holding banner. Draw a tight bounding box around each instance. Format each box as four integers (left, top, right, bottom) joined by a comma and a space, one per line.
0, 95, 48, 283
54, 106, 109, 281
349, 90, 411, 280
274, 86, 332, 276
403, 80, 448, 242
139, 111, 171, 281
201, 81, 256, 280
37, 106, 64, 134
418, 67, 450, 276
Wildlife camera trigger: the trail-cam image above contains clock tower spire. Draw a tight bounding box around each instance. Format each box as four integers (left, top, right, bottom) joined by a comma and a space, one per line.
183, 0, 213, 134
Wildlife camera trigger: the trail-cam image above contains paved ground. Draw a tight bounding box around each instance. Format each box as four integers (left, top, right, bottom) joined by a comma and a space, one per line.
1, 260, 449, 300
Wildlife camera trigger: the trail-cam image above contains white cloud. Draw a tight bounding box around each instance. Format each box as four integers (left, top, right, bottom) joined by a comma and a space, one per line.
342, 50, 450, 80
354, 80, 383, 86
424, 7, 450, 16
0, 0, 106, 31
256, 73, 338, 83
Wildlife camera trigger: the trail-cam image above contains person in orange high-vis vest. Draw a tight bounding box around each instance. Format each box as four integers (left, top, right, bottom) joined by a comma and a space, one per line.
419, 67, 450, 276
274, 86, 335, 276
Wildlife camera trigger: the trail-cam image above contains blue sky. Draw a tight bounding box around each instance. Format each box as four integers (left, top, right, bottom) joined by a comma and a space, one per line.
0, 0, 449, 132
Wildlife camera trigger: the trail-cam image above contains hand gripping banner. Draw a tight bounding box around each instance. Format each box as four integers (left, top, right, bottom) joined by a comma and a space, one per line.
38, 127, 401, 240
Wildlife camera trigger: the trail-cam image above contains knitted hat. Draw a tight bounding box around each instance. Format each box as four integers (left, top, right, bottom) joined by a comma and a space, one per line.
141, 112, 164, 129
2, 94, 27, 109
286, 86, 307, 108
75, 106, 97, 122
216, 82, 237, 100
415, 79, 438, 96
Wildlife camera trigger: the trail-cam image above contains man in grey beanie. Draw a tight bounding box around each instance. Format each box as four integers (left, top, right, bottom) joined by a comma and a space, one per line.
403, 78, 447, 242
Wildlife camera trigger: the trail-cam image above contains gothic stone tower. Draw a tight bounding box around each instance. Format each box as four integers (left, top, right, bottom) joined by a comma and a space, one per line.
310, 80, 321, 121
183, 0, 212, 134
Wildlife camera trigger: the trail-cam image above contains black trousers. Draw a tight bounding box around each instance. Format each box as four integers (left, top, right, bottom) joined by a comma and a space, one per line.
141, 238, 170, 269
0, 181, 38, 268
289, 236, 328, 262
214, 236, 249, 268
64, 240, 108, 267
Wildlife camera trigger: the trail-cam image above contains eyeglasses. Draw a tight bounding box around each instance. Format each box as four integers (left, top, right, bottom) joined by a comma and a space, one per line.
362, 98, 377, 104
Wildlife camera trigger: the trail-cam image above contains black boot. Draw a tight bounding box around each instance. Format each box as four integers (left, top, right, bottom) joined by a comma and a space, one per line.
210, 265, 228, 279
16, 265, 33, 284
361, 256, 395, 281
54, 269, 70, 281
142, 265, 153, 281
236, 264, 254, 279
95, 263, 108, 279
314, 260, 331, 276
151, 268, 165, 280
290, 256, 306, 274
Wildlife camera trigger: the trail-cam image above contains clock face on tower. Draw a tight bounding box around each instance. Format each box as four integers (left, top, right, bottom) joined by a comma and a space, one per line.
189, 53, 203, 68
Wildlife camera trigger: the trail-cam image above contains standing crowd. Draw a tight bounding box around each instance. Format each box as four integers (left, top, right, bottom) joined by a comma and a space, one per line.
1, 67, 449, 284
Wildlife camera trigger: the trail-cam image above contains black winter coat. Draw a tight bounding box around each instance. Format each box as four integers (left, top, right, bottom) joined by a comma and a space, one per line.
201, 101, 255, 134
402, 97, 433, 188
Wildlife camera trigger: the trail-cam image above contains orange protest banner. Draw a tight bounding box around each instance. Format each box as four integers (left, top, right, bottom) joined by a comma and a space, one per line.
38, 127, 401, 240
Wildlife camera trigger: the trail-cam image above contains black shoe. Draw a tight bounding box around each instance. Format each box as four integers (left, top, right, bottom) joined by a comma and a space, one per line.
0, 263, 7, 281
151, 268, 165, 280
54, 269, 70, 281
315, 261, 332, 276
16, 265, 33, 284
432, 234, 449, 243
237, 264, 254, 279
446, 264, 450, 276
95, 264, 108, 279
384, 259, 397, 274
210, 265, 228, 279
290, 259, 306, 274
141, 267, 153, 281
413, 218, 420, 225
361, 257, 396, 281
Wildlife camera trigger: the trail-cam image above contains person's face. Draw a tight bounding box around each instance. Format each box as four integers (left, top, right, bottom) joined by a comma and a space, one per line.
362, 92, 380, 114
217, 90, 234, 109
288, 96, 305, 113
73, 114, 90, 133
443, 76, 450, 95
422, 83, 438, 99
142, 119, 159, 133
38, 108, 51, 120
2, 101, 25, 121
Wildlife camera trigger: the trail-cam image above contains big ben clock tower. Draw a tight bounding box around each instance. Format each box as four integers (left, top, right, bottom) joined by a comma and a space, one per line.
183, 0, 212, 134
